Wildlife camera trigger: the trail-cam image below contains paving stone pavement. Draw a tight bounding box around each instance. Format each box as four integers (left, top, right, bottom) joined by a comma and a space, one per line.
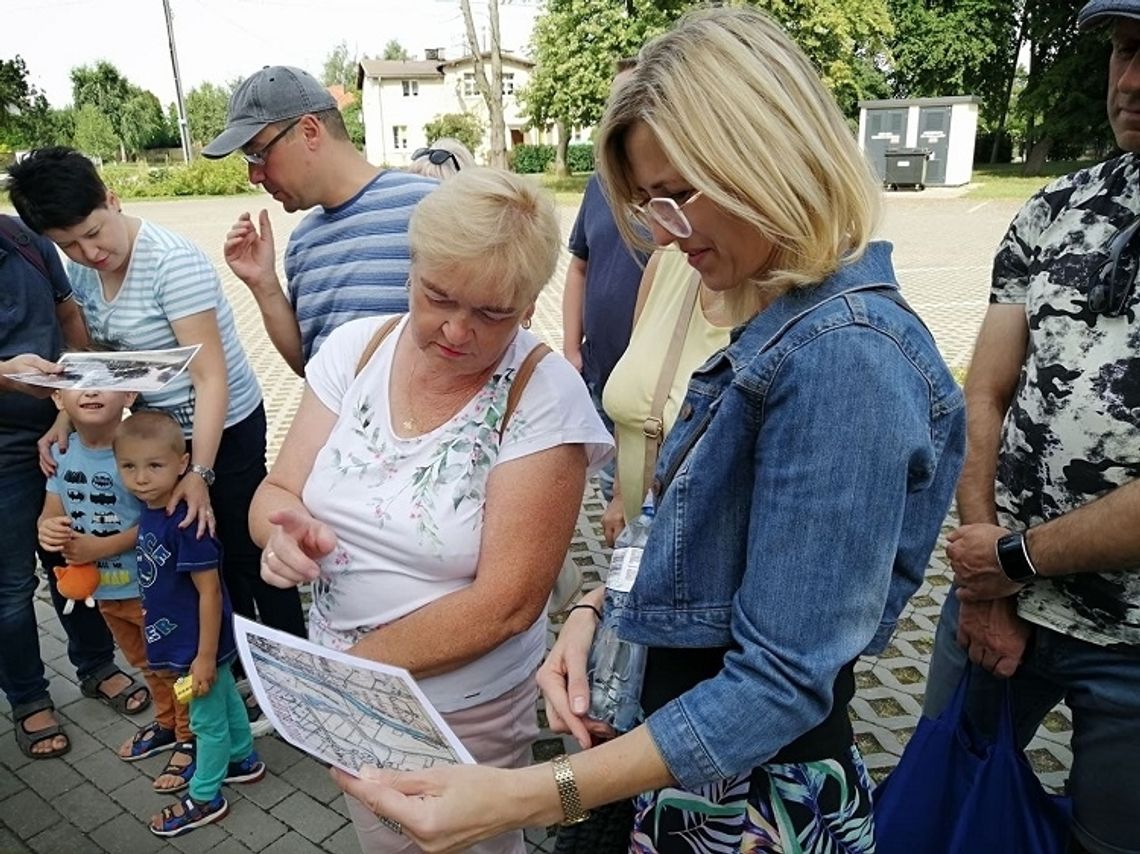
0, 190, 1073, 853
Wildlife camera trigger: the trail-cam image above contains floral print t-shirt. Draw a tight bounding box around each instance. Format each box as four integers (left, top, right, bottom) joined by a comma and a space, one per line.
302, 315, 612, 711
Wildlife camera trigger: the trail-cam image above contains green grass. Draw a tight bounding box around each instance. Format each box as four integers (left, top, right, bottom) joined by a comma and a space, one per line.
966, 160, 1099, 199
538, 172, 590, 206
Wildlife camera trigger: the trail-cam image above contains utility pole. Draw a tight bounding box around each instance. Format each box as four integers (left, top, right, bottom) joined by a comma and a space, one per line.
162, 0, 192, 162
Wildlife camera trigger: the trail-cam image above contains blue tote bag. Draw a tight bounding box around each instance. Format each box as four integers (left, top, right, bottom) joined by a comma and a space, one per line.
873, 670, 1070, 853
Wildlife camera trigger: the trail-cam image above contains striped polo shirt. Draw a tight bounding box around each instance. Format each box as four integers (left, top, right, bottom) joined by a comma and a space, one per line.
284, 170, 437, 363
67, 220, 261, 434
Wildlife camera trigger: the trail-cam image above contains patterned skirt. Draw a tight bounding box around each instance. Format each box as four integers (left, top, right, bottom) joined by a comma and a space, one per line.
629, 744, 876, 853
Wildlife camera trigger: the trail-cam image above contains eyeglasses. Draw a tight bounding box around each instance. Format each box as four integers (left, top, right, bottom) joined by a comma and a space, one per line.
1089, 216, 1140, 317
242, 118, 301, 166
628, 190, 704, 239
411, 147, 461, 172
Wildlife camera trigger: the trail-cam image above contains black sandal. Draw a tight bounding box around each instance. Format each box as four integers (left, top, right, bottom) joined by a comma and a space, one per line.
79, 664, 151, 716
13, 697, 71, 760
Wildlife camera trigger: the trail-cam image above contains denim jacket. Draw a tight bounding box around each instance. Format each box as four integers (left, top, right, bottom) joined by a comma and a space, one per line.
617, 242, 965, 788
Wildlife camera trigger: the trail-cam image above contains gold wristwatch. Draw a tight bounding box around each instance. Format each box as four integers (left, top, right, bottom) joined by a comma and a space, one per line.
551, 754, 590, 825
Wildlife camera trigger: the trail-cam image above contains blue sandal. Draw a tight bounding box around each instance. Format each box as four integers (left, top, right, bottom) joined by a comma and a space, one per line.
150, 792, 228, 837
153, 741, 195, 793
121, 723, 176, 762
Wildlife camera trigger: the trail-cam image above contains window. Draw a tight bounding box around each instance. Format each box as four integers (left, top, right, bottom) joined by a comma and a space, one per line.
392, 125, 408, 150
501, 73, 515, 96
402, 80, 419, 97
463, 73, 477, 97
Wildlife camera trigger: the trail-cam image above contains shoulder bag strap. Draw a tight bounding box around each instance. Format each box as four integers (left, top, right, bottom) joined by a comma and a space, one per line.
0, 214, 52, 283
498, 342, 552, 441
354, 315, 403, 377
641, 269, 702, 499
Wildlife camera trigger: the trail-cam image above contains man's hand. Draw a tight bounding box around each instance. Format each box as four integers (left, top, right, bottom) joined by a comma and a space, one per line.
948, 523, 1024, 601
956, 597, 1031, 678
223, 210, 278, 292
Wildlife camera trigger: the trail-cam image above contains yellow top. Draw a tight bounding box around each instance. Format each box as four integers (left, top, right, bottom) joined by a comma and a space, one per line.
602, 249, 733, 523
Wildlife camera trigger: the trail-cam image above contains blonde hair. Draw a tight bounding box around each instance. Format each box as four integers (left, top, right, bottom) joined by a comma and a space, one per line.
406, 137, 476, 181
113, 410, 186, 456
409, 166, 560, 307
597, 6, 881, 318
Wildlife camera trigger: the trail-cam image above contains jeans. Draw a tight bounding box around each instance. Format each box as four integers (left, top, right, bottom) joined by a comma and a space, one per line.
926, 592, 1140, 854
0, 462, 114, 710
587, 381, 615, 501
192, 405, 304, 641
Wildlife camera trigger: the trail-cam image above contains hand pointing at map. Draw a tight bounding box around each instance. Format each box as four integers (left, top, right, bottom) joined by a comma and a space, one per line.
260, 508, 337, 588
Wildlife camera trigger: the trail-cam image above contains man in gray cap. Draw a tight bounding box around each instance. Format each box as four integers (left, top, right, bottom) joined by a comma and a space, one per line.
922, 3, 1140, 852
203, 66, 435, 376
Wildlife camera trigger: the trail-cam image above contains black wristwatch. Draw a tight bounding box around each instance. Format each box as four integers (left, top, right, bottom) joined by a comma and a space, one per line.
995, 531, 1038, 583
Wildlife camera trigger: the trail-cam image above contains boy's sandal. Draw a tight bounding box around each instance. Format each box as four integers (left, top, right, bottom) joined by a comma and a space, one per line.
12, 697, 71, 760
153, 742, 196, 793
149, 792, 228, 837
79, 664, 151, 716
121, 722, 177, 762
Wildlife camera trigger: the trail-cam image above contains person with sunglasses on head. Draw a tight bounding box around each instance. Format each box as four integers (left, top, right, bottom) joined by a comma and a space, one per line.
330, 9, 964, 851
406, 137, 475, 181
203, 66, 436, 377
922, 4, 1140, 852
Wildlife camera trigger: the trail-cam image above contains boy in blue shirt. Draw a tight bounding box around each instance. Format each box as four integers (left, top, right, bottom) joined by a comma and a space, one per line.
37, 388, 192, 781
113, 410, 264, 837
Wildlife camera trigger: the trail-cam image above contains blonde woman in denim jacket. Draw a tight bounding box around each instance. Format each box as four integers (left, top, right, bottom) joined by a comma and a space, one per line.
333, 8, 966, 852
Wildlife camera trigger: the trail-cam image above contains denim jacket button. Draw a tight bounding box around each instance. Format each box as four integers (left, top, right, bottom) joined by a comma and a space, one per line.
679, 402, 693, 421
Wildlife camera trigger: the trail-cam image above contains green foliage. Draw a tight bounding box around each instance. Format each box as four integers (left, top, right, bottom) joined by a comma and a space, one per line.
383, 40, 411, 61
0, 56, 55, 148
343, 99, 365, 148
185, 81, 232, 148
100, 155, 252, 198
510, 143, 594, 173
423, 113, 484, 152
72, 104, 119, 160
323, 41, 360, 90
119, 90, 172, 155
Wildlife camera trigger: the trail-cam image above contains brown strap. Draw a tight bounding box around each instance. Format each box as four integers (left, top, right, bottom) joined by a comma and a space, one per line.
354, 315, 403, 377
499, 342, 552, 441
642, 270, 702, 498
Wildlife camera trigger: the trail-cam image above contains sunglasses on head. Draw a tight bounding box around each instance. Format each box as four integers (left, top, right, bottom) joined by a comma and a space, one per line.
1089, 216, 1140, 317
412, 147, 461, 171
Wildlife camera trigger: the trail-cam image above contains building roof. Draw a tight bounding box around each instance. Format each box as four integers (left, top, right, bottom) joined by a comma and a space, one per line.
357, 52, 535, 87
326, 84, 357, 109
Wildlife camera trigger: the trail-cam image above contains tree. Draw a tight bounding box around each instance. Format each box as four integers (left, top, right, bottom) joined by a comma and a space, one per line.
521, 0, 675, 176
71, 61, 134, 161
71, 104, 118, 160
185, 81, 232, 147
0, 56, 54, 149
322, 41, 360, 90
382, 40, 410, 61
119, 90, 169, 156
460, 0, 508, 168
343, 99, 365, 148
424, 112, 484, 153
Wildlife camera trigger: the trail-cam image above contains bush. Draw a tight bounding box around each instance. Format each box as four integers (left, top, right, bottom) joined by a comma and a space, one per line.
566, 144, 594, 173
511, 144, 556, 174
101, 156, 253, 198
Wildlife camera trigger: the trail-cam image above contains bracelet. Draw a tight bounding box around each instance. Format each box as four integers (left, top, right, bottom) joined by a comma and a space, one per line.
551, 753, 590, 825
567, 603, 602, 620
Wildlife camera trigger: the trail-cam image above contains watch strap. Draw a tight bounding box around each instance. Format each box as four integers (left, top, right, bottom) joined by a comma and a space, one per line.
995, 531, 1037, 583
551, 754, 590, 826
188, 463, 216, 486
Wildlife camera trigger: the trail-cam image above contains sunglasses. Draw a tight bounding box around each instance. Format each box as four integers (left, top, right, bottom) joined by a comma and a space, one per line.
412, 147, 461, 171
242, 117, 301, 166
628, 190, 704, 239
1089, 217, 1140, 317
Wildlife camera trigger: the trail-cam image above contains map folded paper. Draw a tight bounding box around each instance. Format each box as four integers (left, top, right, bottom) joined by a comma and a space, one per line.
233, 616, 474, 776
6, 345, 201, 392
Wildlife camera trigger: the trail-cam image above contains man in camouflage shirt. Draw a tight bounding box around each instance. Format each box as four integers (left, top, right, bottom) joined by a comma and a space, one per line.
923, 3, 1140, 851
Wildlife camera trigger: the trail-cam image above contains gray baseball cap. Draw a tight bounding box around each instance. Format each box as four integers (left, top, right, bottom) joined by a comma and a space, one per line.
1078, 0, 1140, 29
201, 65, 337, 159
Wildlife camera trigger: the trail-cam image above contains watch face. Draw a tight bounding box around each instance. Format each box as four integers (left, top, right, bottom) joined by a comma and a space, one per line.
997, 533, 1035, 582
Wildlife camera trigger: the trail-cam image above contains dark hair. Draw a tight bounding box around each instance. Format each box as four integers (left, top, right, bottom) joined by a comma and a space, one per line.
5, 147, 110, 233
114, 410, 186, 456
312, 107, 349, 141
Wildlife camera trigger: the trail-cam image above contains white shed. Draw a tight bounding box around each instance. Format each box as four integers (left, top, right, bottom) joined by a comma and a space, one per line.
858, 96, 981, 187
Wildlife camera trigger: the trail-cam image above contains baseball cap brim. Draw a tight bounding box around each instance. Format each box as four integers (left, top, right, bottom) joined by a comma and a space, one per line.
1078, 0, 1140, 30
201, 119, 269, 159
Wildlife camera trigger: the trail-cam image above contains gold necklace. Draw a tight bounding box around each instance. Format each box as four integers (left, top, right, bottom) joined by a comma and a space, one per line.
400, 356, 422, 433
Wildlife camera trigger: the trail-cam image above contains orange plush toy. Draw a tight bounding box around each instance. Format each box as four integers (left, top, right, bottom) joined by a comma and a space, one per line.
54, 563, 100, 615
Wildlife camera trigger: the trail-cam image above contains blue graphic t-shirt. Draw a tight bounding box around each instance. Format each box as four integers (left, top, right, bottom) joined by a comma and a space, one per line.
136, 503, 236, 672
47, 436, 141, 599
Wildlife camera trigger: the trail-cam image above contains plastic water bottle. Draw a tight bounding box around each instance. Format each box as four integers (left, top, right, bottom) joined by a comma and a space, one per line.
587, 495, 655, 733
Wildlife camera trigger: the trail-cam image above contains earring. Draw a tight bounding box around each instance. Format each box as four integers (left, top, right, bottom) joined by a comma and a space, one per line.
405, 278, 411, 291
521, 318, 532, 329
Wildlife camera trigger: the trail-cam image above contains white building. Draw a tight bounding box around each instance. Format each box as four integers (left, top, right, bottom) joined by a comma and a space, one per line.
357, 52, 553, 166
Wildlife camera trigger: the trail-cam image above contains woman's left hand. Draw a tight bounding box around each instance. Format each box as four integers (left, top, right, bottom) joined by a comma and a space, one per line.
170, 472, 215, 538
331, 764, 535, 853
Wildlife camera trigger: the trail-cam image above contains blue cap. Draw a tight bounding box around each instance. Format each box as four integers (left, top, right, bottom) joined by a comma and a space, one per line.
1078, 0, 1140, 30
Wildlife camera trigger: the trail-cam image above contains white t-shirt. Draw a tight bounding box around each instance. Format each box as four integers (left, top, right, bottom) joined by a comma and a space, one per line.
303, 315, 612, 711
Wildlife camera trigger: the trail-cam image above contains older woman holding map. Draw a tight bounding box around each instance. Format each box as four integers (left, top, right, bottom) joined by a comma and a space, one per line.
249, 167, 612, 854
